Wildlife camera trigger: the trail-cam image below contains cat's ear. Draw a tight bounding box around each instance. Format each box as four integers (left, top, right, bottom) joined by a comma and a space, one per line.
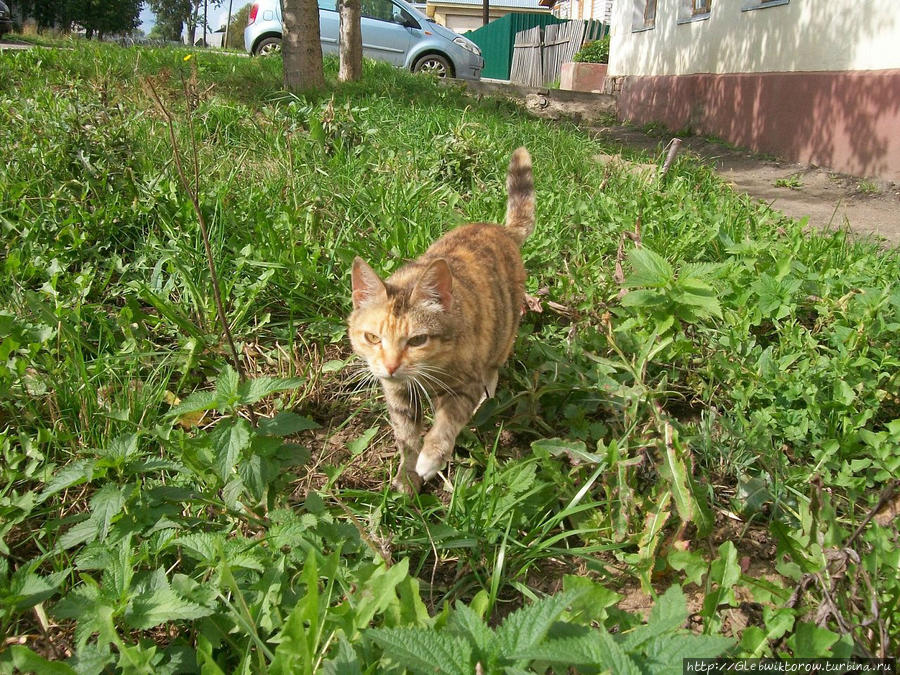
352, 257, 387, 310
412, 259, 453, 311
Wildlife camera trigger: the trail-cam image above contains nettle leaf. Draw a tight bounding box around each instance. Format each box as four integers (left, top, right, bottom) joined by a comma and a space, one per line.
642, 632, 734, 669
447, 601, 496, 661
258, 411, 320, 437
6, 568, 70, 610
125, 568, 215, 630
211, 419, 251, 481
625, 247, 674, 288
215, 366, 240, 404
498, 588, 584, 658
175, 532, 225, 564
89, 483, 128, 542
367, 627, 473, 675
98, 433, 141, 465
321, 634, 362, 675
41, 459, 95, 501
512, 632, 608, 666
166, 390, 219, 417
237, 376, 305, 405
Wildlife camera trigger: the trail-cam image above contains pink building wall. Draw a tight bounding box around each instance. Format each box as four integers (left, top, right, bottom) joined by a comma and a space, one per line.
617, 69, 900, 182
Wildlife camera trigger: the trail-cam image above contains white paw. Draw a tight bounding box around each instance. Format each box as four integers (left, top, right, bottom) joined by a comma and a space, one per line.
415, 453, 443, 481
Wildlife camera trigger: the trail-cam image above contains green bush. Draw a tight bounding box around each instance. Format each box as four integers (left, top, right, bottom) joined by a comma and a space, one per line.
573, 35, 610, 64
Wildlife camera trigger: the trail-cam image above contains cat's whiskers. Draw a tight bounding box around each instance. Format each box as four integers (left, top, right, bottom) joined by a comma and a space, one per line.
413, 366, 459, 399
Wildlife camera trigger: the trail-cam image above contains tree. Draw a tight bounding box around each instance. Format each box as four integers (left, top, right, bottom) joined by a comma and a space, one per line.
148, 0, 191, 41
281, 0, 325, 92
338, 0, 362, 82
66, 0, 143, 38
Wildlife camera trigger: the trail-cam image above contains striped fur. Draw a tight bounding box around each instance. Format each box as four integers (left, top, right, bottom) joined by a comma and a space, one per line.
348, 147, 535, 493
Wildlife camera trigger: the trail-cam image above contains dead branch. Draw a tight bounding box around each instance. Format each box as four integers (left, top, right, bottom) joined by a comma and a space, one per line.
658, 137, 683, 182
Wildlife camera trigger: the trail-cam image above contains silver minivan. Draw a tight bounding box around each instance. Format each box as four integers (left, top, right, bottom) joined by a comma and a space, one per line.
244, 0, 483, 80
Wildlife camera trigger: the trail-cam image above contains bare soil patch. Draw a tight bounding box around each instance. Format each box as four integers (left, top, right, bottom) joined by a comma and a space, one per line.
590, 124, 900, 244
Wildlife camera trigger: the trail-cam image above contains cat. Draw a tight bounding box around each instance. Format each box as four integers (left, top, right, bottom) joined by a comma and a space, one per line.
348, 147, 535, 493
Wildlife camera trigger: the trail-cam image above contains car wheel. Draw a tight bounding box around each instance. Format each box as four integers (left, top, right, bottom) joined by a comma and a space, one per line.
255, 37, 282, 56
413, 54, 452, 78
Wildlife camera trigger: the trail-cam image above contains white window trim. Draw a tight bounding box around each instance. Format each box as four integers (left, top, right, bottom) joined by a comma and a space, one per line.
677, 0, 710, 25
742, 0, 789, 12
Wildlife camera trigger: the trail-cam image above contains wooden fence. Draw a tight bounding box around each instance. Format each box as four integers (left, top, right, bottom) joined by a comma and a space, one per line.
510, 20, 607, 88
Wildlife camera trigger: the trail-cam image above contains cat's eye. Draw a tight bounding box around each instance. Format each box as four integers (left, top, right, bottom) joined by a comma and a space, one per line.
407, 335, 428, 347
364, 332, 381, 345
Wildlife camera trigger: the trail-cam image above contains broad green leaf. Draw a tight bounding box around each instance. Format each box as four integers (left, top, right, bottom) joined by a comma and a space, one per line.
41, 459, 95, 501
126, 571, 215, 630
6, 568, 70, 610
447, 601, 496, 661
237, 376, 304, 405
666, 549, 707, 587
166, 390, 219, 417
497, 589, 584, 657
641, 632, 734, 671
347, 426, 379, 457
366, 627, 473, 675
98, 433, 140, 464
785, 622, 840, 657
512, 632, 605, 665
89, 483, 128, 542
352, 558, 410, 630
562, 575, 620, 624
4, 645, 77, 674
175, 532, 225, 563
622, 585, 687, 651
321, 634, 362, 675
215, 366, 240, 403
212, 419, 251, 481
701, 541, 741, 633
625, 247, 674, 288
258, 412, 320, 436
531, 438, 606, 465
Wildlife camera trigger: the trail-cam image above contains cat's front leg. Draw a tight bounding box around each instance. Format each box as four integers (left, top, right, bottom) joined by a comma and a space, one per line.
384, 382, 424, 494
415, 386, 481, 482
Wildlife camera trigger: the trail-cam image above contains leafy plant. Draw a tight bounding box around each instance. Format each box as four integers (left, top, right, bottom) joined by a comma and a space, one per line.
573, 35, 611, 64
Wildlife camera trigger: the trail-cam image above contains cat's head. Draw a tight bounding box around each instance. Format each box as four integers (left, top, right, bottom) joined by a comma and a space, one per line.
348, 256, 455, 381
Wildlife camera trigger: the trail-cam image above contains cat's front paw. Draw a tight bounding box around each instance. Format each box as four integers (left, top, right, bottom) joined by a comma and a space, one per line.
415, 450, 444, 481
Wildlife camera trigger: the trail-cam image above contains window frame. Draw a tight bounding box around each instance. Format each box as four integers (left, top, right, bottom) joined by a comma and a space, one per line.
741, 0, 789, 12
677, 0, 710, 25
631, 0, 657, 33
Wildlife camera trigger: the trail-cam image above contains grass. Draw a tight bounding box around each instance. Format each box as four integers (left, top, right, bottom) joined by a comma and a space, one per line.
1, 41, 899, 671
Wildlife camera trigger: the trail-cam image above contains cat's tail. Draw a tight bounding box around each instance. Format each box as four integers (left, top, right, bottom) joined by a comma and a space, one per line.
505, 147, 535, 246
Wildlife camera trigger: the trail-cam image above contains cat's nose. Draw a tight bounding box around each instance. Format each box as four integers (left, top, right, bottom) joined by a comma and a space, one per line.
385, 361, 400, 376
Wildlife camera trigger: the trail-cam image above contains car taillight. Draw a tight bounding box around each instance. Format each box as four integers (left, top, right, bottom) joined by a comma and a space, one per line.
247, 3, 259, 25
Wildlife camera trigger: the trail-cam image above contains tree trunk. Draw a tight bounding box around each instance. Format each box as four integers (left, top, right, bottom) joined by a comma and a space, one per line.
282, 0, 326, 92
482, 0, 489, 25
338, 0, 362, 82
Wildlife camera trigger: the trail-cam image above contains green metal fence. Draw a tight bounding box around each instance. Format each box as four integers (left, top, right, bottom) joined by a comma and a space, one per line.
464, 12, 567, 81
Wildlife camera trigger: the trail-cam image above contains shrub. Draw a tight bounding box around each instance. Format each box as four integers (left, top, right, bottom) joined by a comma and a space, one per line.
573, 35, 610, 63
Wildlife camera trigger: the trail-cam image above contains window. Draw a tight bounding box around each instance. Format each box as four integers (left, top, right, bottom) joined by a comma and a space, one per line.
631, 0, 657, 32
677, 0, 710, 24
742, 0, 788, 11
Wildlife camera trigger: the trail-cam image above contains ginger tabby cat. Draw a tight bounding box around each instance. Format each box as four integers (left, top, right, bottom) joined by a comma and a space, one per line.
348, 147, 535, 493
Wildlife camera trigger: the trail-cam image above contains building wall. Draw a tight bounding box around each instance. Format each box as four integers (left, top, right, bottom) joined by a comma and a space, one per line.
430, 5, 549, 32
607, 0, 900, 181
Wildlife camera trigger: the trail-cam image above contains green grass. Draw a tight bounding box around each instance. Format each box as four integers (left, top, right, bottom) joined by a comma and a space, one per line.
1, 41, 899, 671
